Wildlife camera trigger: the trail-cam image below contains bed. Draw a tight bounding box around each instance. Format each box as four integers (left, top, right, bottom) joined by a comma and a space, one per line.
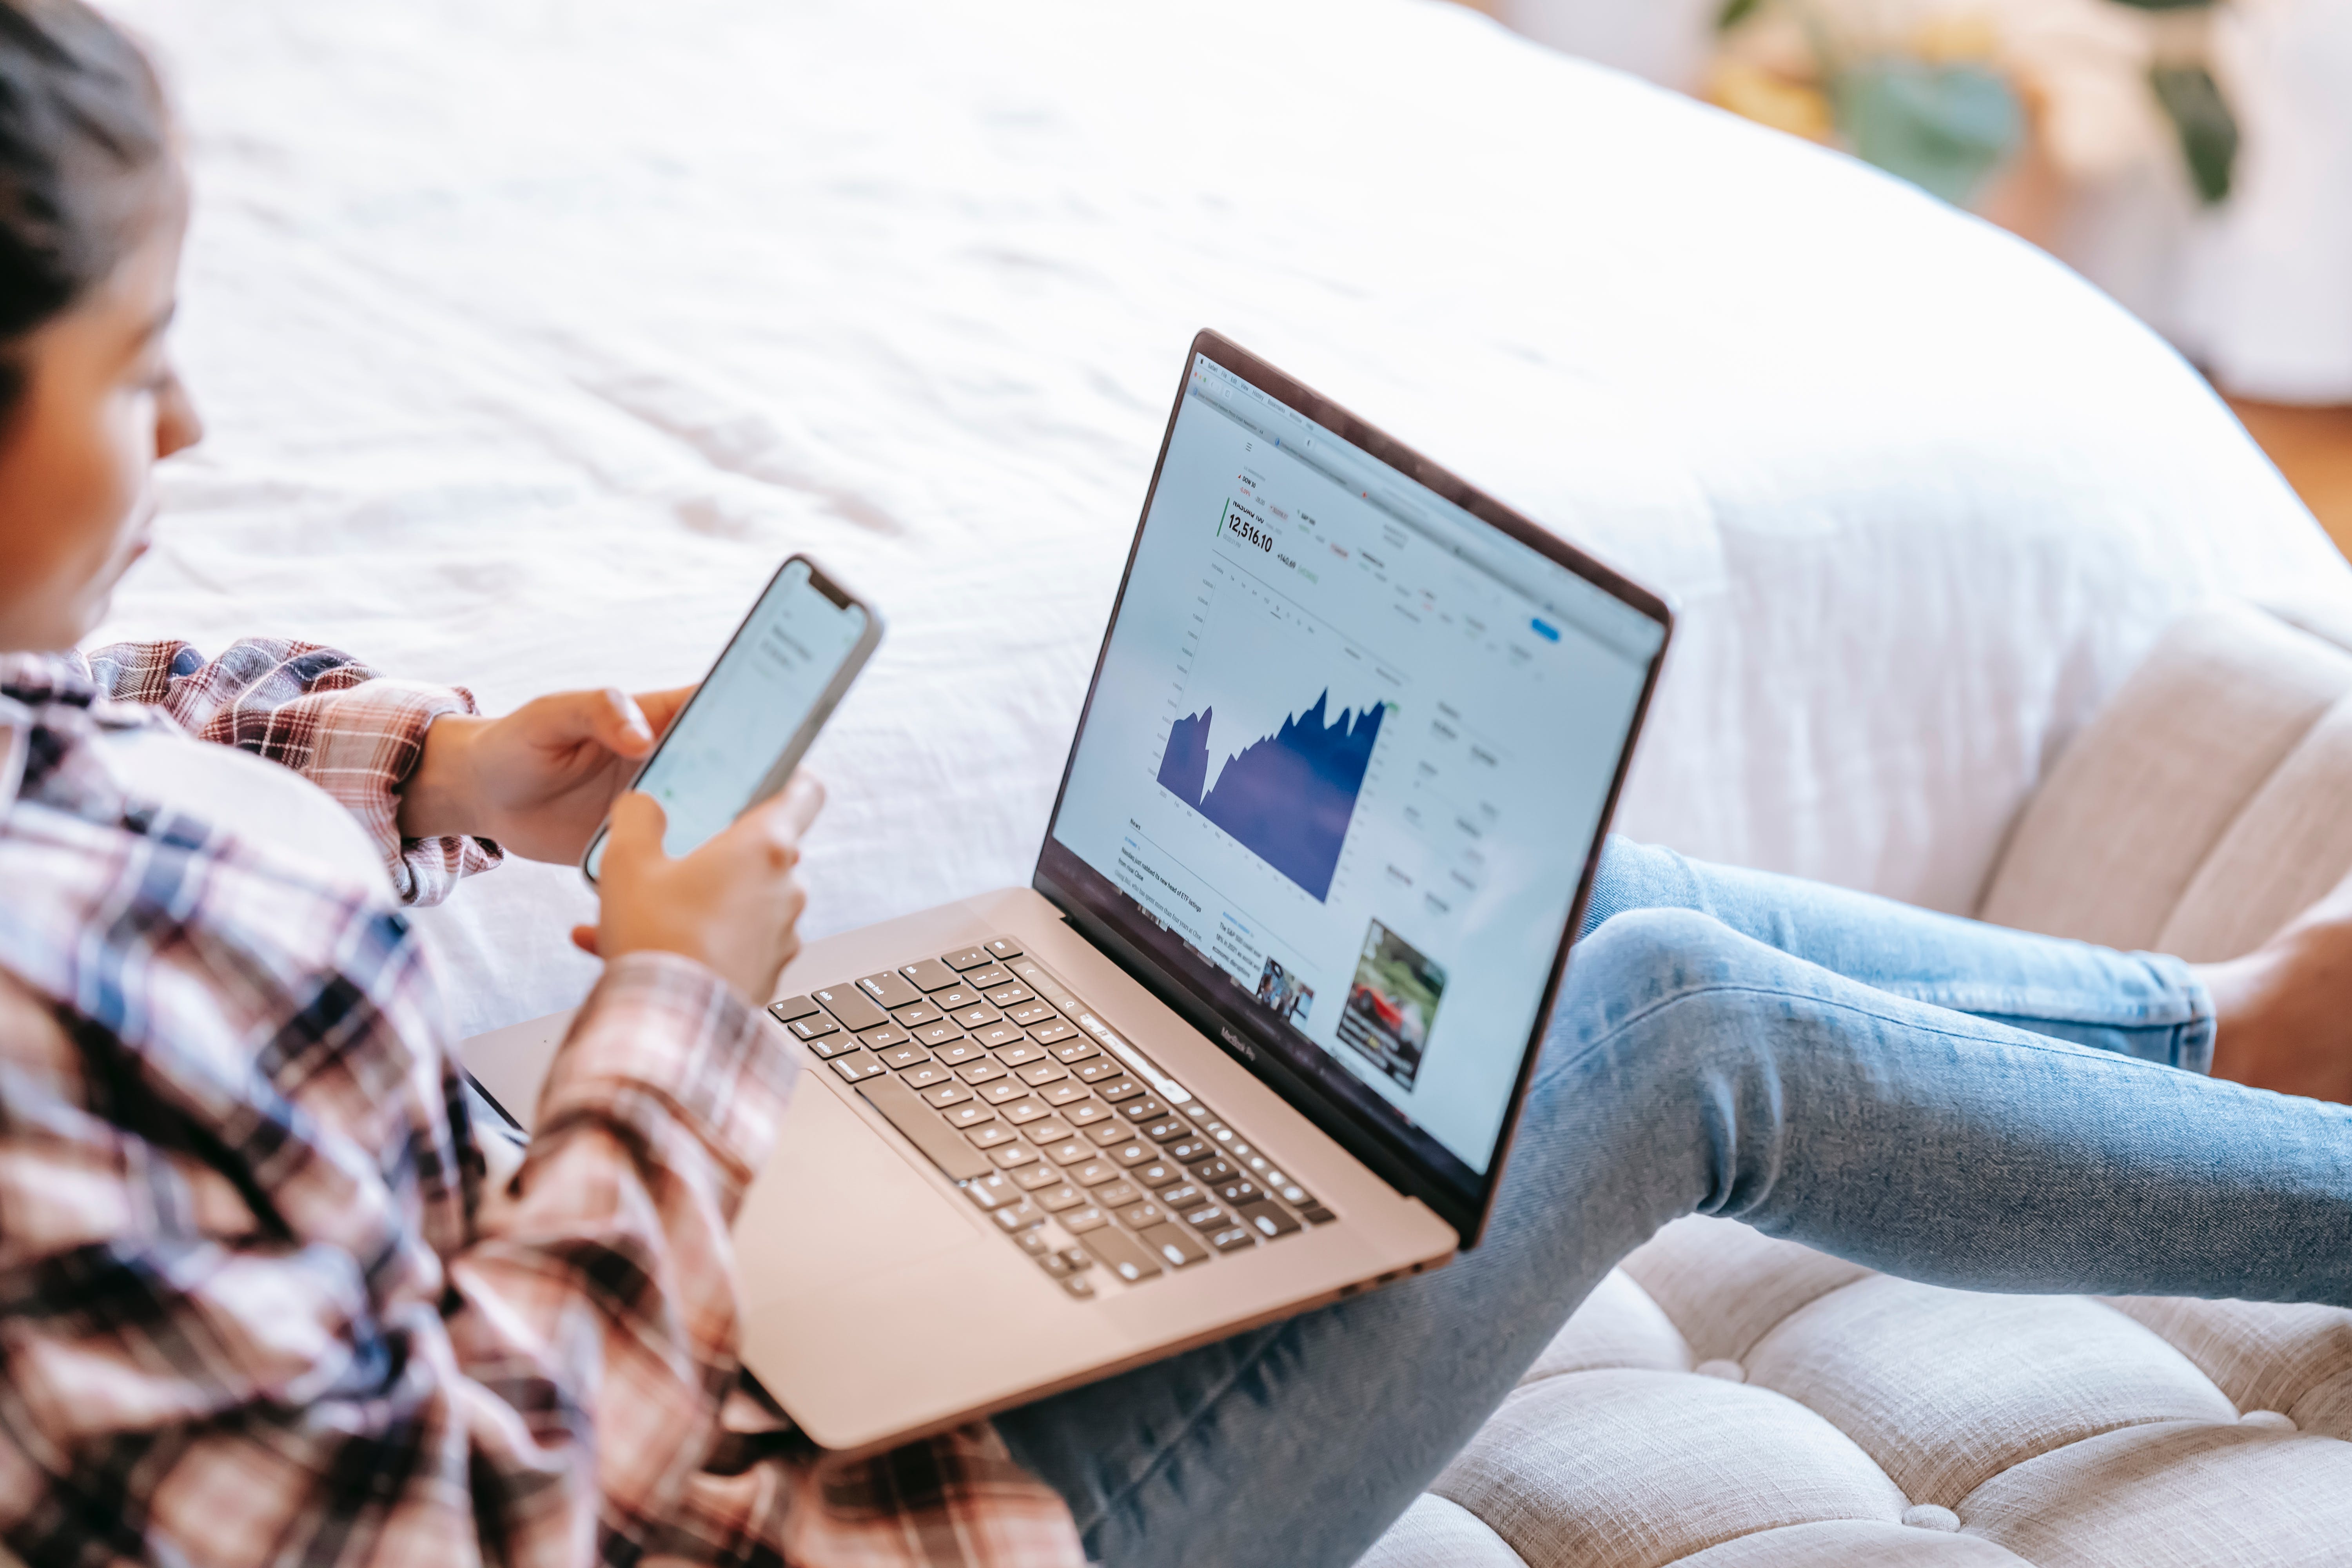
92, 0, 2352, 1559
102, 0, 2345, 1042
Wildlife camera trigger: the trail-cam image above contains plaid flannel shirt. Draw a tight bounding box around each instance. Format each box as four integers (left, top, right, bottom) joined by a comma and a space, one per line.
0, 640, 1083, 1568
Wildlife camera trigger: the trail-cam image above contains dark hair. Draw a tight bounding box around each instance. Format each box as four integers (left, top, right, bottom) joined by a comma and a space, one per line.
0, 0, 167, 411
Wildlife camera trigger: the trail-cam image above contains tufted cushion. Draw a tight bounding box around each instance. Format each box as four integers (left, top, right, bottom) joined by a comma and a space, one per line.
1362, 603, 2352, 1567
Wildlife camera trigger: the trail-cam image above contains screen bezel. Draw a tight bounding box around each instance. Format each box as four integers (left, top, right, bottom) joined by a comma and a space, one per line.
1032, 330, 1673, 1248
581, 552, 883, 885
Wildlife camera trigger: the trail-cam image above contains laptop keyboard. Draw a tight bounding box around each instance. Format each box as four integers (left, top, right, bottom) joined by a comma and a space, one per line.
768, 936, 1337, 1299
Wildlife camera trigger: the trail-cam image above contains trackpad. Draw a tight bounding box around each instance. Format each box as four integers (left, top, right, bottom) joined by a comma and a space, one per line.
731, 1077, 985, 1310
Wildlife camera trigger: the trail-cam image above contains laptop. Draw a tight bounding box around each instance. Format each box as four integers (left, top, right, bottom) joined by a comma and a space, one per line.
463, 330, 1673, 1454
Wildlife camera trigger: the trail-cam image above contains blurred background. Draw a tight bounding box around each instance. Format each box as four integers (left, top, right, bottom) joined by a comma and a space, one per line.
1446, 0, 2352, 552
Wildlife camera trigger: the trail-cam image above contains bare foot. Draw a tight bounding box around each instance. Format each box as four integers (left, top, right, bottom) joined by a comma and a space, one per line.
2196, 870, 2352, 1103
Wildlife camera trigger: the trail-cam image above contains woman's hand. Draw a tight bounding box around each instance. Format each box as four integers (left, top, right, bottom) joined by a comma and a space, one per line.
573, 776, 826, 1002
396, 685, 694, 862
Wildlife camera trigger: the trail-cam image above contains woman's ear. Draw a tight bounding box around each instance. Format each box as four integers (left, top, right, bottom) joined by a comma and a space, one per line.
156, 365, 200, 459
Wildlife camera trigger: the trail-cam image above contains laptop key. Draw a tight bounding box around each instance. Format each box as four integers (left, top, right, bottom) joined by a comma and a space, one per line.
1044, 1139, 1091, 1166
1036, 1249, 1075, 1278
1067, 1101, 1115, 1127
1014, 1059, 1067, 1086
934, 984, 984, 1010
991, 1202, 1046, 1232
956, 1060, 1009, 1085
1299, 1203, 1339, 1226
806, 1035, 858, 1061
787, 1014, 838, 1041
964, 1171, 1019, 1209
858, 1023, 914, 1052
829, 1051, 887, 1083
1097, 1078, 1146, 1103
1183, 1203, 1232, 1232
898, 1062, 953, 1090
916, 1022, 966, 1050
965, 1124, 1018, 1149
1135, 1161, 1182, 1188
857, 971, 923, 1009
1216, 1179, 1265, 1207
934, 1038, 989, 1065
985, 936, 1024, 960
999, 1098, 1050, 1124
900, 958, 962, 992
1013, 1162, 1064, 1191
921, 1082, 973, 1109
1116, 1201, 1167, 1230
1024, 1118, 1076, 1145
1085, 1121, 1132, 1147
1238, 1200, 1301, 1238
983, 983, 1035, 1008
1038, 1079, 1087, 1105
1110, 1140, 1156, 1167
1137, 1224, 1210, 1269
965, 965, 1013, 989
982, 1079, 1031, 1105
1060, 1272, 1097, 1299
1072, 1160, 1120, 1187
1119, 1096, 1169, 1122
1080, 1227, 1161, 1282
1156, 1183, 1207, 1213
1007, 1000, 1057, 1026
813, 986, 887, 1032
877, 1042, 929, 1070
1142, 1118, 1190, 1144
893, 1001, 944, 1029
976, 1026, 1029, 1053
1035, 1184, 1086, 1213
769, 996, 821, 1024
1095, 1180, 1142, 1209
1061, 1205, 1110, 1235
950, 1004, 1003, 1031
1043, 1030, 1092, 1056
944, 947, 993, 972
1166, 1138, 1213, 1163
1014, 1227, 1052, 1256
945, 1101, 995, 1128
989, 1142, 1042, 1169
856, 1076, 993, 1182
1207, 1225, 1257, 1253
1074, 1059, 1124, 1083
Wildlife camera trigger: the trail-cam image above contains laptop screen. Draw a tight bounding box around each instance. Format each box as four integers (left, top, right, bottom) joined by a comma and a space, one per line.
1039, 341, 1667, 1225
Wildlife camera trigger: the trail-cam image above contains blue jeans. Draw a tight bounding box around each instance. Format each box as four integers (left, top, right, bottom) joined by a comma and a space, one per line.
994, 839, 2352, 1568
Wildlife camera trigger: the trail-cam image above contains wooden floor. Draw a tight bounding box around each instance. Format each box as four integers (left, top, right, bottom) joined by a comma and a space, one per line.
2229, 400, 2352, 559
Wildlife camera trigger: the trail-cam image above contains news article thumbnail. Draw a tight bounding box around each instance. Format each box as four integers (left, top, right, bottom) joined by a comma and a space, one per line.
1336, 918, 1446, 1088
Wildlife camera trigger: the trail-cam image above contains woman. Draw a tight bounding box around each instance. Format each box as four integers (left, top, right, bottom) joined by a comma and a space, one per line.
2, 6, 2345, 1566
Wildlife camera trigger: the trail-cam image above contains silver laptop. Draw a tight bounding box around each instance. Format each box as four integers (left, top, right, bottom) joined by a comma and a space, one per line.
464, 331, 1672, 1454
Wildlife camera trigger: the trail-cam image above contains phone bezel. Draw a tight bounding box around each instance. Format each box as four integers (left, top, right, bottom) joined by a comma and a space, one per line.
579, 552, 883, 885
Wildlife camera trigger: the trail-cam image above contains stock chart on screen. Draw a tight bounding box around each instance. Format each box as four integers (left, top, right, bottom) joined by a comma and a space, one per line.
1155, 689, 1384, 901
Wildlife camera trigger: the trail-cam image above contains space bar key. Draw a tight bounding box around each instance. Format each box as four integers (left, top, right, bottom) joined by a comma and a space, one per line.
857, 1076, 995, 1182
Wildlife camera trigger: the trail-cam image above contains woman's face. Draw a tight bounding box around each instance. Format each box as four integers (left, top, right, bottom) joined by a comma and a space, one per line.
0, 197, 201, 654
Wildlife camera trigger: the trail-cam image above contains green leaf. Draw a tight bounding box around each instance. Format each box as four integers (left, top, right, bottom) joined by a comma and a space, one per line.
1716, 0, 1763, 31
1832, 61, 2023, 207
2151, 64, 2239, 204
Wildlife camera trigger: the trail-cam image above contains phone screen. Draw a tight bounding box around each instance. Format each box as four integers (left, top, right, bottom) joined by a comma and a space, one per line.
586, 559, 870, 878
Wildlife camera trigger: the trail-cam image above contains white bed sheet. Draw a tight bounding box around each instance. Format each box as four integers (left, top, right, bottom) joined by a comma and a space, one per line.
97, 0, 2349, 1040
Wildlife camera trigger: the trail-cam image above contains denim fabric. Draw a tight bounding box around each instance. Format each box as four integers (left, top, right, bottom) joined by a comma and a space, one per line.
995, 838, 2352, 1568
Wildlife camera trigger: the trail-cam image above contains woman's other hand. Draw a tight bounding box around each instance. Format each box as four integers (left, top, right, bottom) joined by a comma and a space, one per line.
396, 684, 694, 861
572, 776, 826, 1002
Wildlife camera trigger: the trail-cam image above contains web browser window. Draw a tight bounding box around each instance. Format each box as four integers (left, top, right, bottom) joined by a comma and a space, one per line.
1050, 355, 1664, 1178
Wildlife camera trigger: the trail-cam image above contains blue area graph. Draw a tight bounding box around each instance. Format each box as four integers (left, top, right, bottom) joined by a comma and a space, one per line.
1157, 690, 1385, 900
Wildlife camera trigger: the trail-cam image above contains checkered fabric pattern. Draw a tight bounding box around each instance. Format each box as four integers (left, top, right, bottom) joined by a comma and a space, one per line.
0, 642, 1083, 1568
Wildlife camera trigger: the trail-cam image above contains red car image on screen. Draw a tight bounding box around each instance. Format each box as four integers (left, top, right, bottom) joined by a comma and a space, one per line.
1334, 918, 1446, 1089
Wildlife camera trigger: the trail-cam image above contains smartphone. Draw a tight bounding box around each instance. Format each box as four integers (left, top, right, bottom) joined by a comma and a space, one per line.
582, 554, 881, 884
